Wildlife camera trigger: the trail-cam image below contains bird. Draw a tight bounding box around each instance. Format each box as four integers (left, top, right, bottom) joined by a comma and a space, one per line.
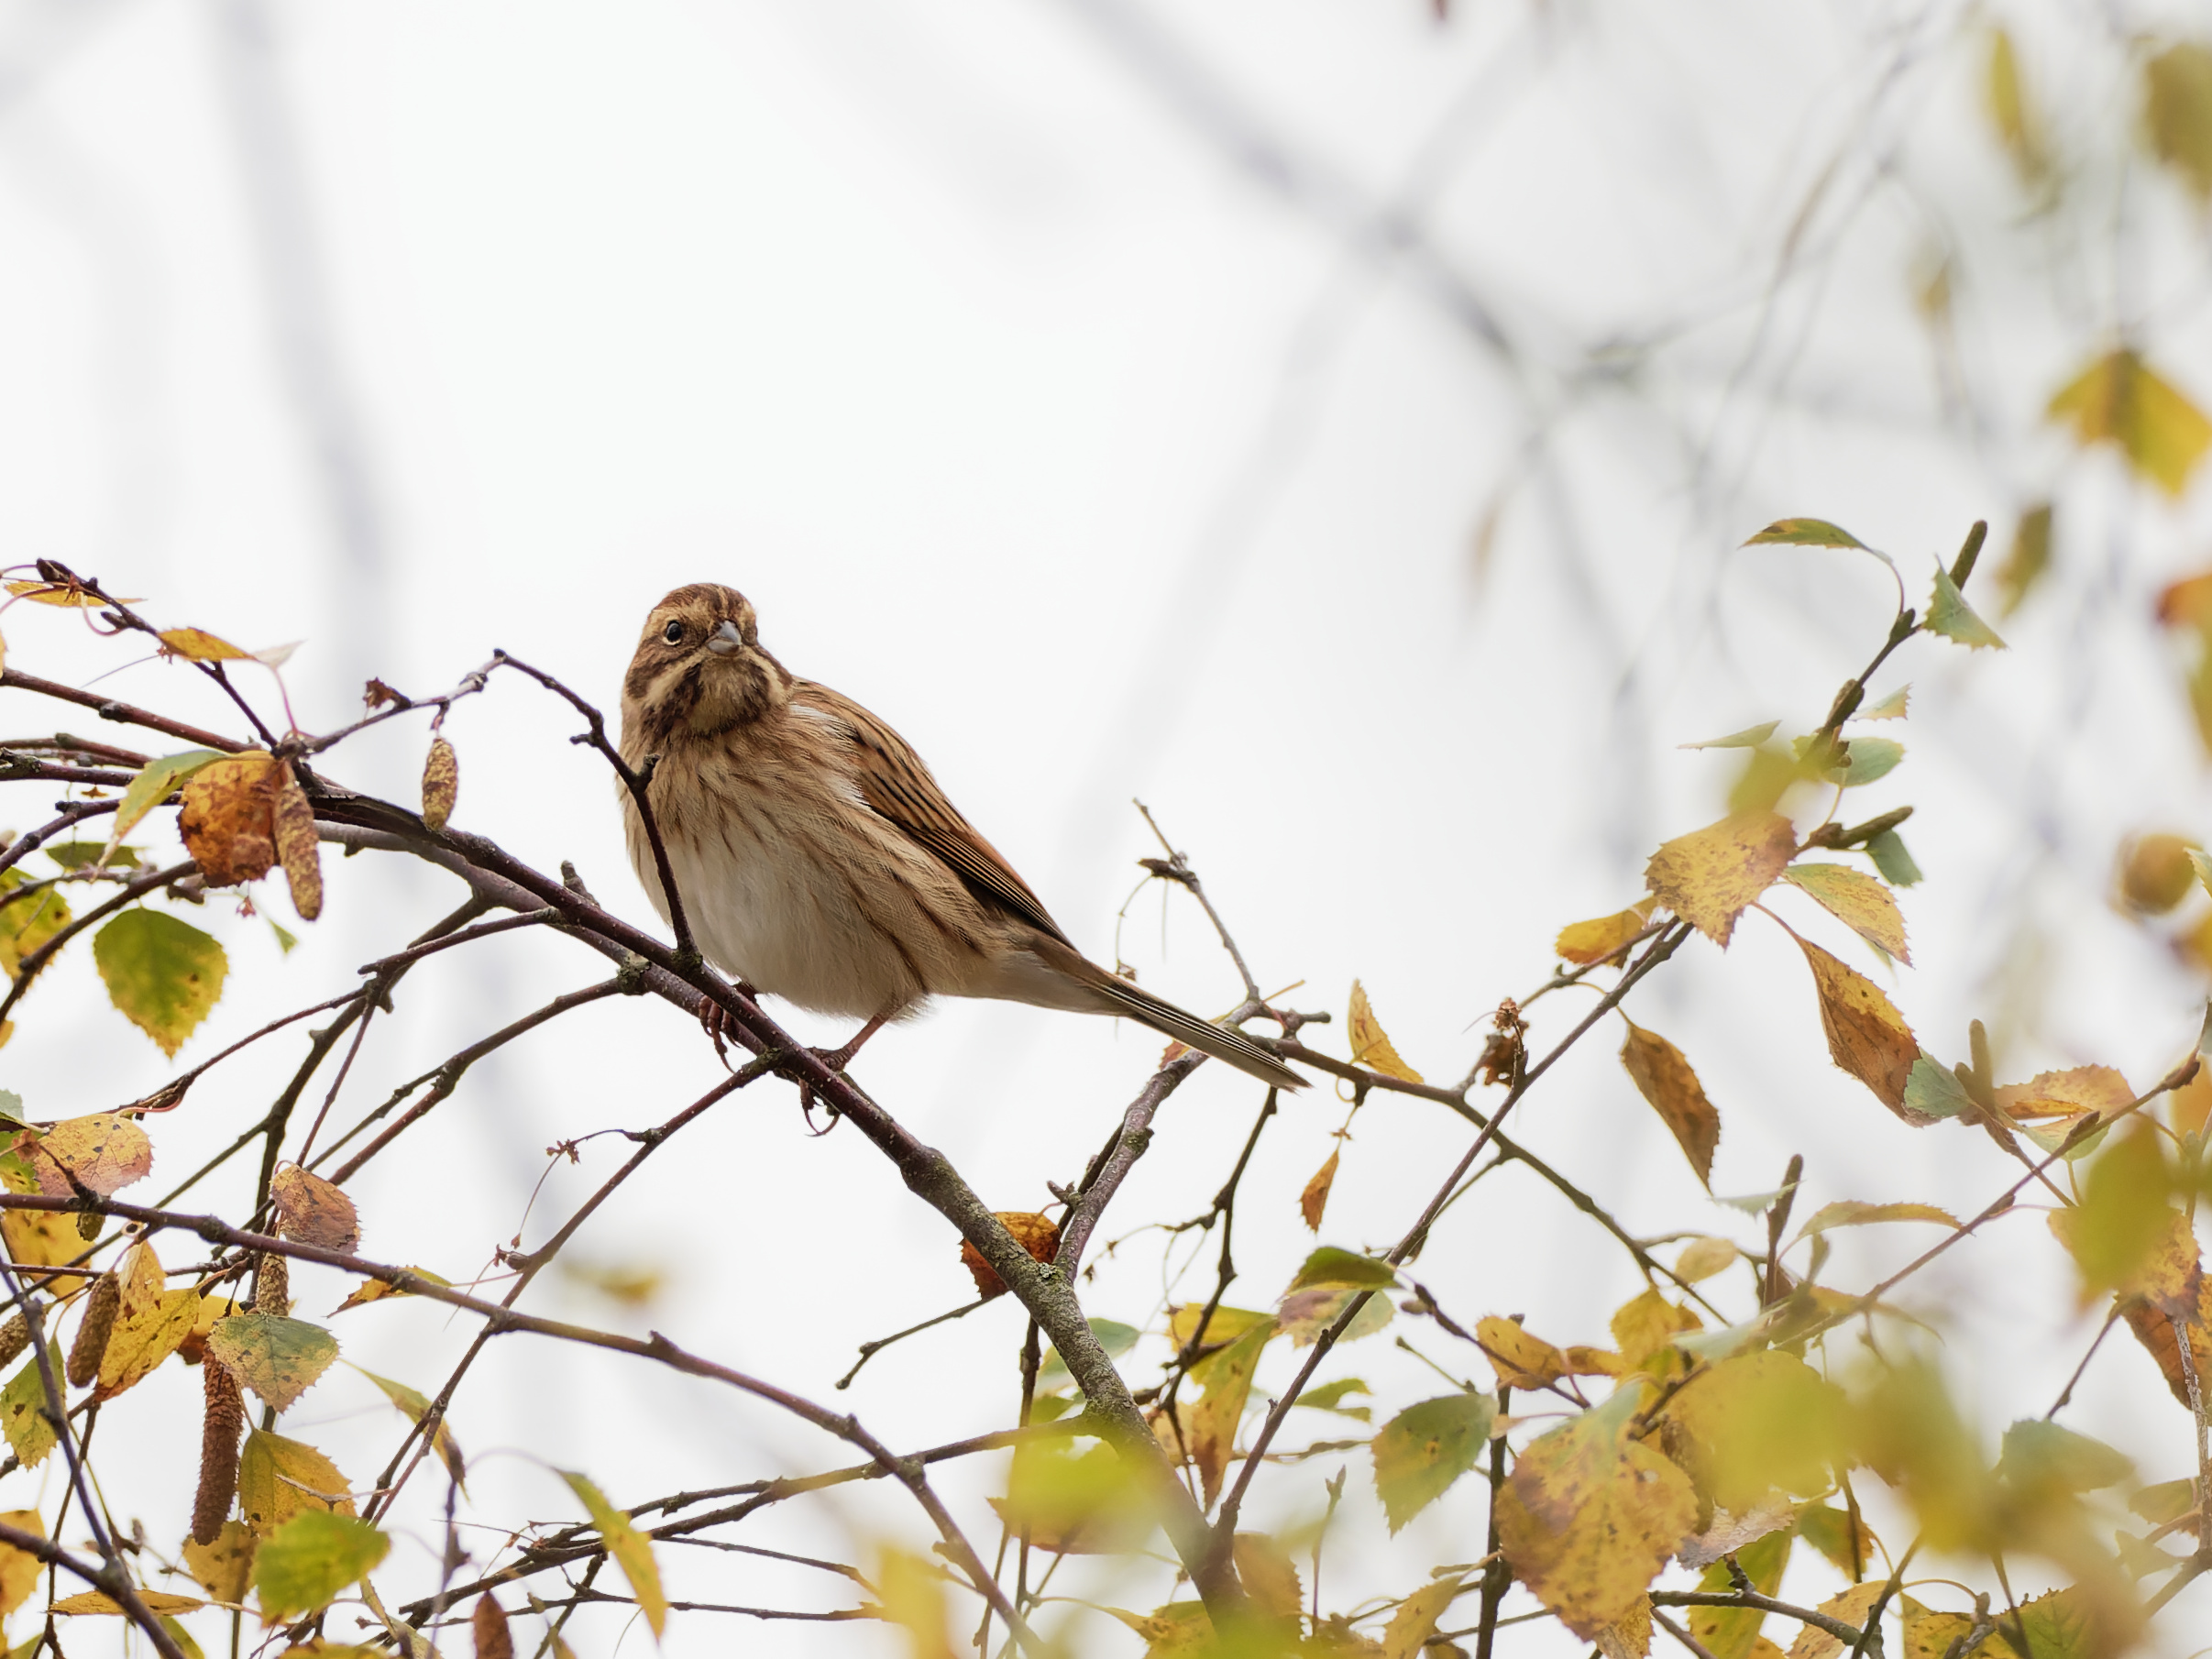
617, 583, 1303, 1091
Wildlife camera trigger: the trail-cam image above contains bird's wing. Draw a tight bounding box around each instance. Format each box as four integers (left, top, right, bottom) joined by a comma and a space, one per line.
793, 681, 1073, 945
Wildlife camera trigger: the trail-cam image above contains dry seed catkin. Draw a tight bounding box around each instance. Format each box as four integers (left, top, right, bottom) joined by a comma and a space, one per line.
0, 1313, 28, 1368
64, 1271, 119, 1389
193, 1358, 245, 1546
422, 736, 458, 832
254, 1252, 290, 1316
272, 765, 324, 922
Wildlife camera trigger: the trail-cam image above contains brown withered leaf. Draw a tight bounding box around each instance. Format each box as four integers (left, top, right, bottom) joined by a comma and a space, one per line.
270, 1165, 360, 1254
1348, 980, 1423, 1082
422, 738, 458, 832
2123, 1274, 2212, 1409
271, 765, 322, 922
960, 1213, 1060, 1300
1779, 863, 1909, 962
1645, 812, 1796, 947
1476, 1315, 1568, 1390
178, 753, 282, 886
1793, 937, 1926, 1120
473, 1592, 515, 1659
1498, 1393, 1697, 1639
1299, 1148, 1339, 1233
1557, 897, 1657, 967
1618, 1020, 1720, 1187
362, 678, 406, 710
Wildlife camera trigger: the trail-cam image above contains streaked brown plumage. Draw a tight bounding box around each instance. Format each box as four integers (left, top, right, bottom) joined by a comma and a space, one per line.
617, 584, 1303, 1089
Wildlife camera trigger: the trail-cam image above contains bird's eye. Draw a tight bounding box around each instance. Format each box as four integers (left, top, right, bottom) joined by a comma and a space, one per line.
662, 621, 685, 644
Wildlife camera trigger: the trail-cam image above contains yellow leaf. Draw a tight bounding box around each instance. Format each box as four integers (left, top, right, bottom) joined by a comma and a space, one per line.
182, 1519, 256, 1603
352, 1366, 464, 1489
2050, 1127, 2198, 1314
1994, 1064, 2133, 1121
1779, 864, 1909, 963
561, 1470, 665, 1638
1618, 1020, 1720, 1187
0, 1344, 60, 1468
2048, 348, 2212, 499
1381, 1574, 1467, 1659
1996, 502, 2052, 616
1167, 1303, 1275, 1351
1348, 981, 1422, 1082
157, 628, 252, 663
50, 1589, 203, 1615
1299, 1148, 1338, 1233
177, 753, 281, 887
0, 1207, 83, 1269
1985, 27, 2048, 182
237, 1430, 355, 1533
3, 578, 115, 609
0, 1510, 42, 1617
872, 1546, 953, 1659
1100, 1601, 1214, 1658
332, 1268, 449, 1314
1186, 1319, 1275, 1508
1784, 1581, 1885, 1659
116, 1237, 165, 1317
1661, 1351, 1844, 1511
2145, 41, 2212, 202
1497, 1391, 1698, 1640
1674, 1236, 1738, 1283
991, 1439, 1154, 1555
1792, 936, 1924, 1120
1557, 897, 1656, 966
1230, 1533, 1303, 1623
1609, 1288, 1700, 1377
94, 1286, 198, 1401
1594, 1597, 1653, 1659
1793, 1201, 1959, 1241
17, 1114, 152, 1197
1476, 1315, 1567, 1390
1689, 1526, 1789, 1659
1645, 813, 1797, 947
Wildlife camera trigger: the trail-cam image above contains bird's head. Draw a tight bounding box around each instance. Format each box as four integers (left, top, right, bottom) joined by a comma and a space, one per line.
622, 584, 793, 745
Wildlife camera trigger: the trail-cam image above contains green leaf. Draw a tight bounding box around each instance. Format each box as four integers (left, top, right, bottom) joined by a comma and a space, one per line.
268, 919, 299, 955
252, 1510, 389, 1622
93, 909, 226, 1058
1997, 1420, 2133, 1494
1865, 830, 1923, 887
562, 1470, 666, 1637
2009, 1587, 2098, 1658
1925, 560, 2006, 650
156, 1617, 204, 1659
1035, 1318, 1139, 1391
104, 750, 227, 852
1277, 1283, 1395, 1347
1370, 1392, 1495, 1533
1859, 685, 1909, 721
0, 873, 69, 979
1902, 1058, 1974, 1120
1680, 721, 1779, 751
2131, 1478, 2195, 1523
0, 1344, 61, 1468
204, 1313, 339, 1413
1287, 1247, 1400, 1291
1833, 736, 1904, 787
350, 1366, 464, 1489
1292, 1378, 1371, 1422
42, 842, 135, 871
1744, 518, 1866, 549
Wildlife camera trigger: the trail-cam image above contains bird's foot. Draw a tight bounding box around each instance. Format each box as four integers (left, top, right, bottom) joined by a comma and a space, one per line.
697, 982, 762, 1071
791, 1012, 890, 1133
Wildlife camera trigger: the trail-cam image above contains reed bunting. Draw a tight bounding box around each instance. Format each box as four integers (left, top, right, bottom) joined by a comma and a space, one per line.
618, 585, 1302, 1090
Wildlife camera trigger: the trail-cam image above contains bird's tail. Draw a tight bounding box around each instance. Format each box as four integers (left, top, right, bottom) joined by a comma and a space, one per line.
1051, 949, 1304, 1090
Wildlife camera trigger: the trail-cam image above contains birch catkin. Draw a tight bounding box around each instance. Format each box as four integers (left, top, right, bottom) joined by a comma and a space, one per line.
422, 736, 458, 831
193, 1358, 245, 1546
254, 1251, 290, 1316
64, 1271, 118, 1389
0, 1313, 28, 1369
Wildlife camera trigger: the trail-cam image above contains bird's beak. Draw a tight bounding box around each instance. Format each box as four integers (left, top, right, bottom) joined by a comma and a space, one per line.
706, 620, 744, 656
